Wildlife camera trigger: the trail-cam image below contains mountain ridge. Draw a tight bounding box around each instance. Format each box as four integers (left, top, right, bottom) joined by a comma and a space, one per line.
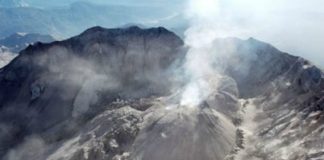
0, 1, 179, 38
0, 26, 184, 158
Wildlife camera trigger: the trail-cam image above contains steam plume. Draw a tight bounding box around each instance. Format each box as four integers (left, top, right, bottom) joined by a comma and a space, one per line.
180, 0, 222, 107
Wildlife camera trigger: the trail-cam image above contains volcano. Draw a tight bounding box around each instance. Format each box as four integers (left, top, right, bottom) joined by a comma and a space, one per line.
0, 26, 323, 160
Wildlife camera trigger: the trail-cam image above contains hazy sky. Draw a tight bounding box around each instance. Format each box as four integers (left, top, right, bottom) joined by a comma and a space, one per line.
23, 0, 324, 67
216, 0, 324, 67
180, 0, 324, 67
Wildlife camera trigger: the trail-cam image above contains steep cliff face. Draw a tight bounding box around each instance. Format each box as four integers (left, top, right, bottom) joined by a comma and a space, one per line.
0, 26, 323, 160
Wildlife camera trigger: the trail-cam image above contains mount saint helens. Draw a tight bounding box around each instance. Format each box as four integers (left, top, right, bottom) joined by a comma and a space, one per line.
0, 26, 323, 160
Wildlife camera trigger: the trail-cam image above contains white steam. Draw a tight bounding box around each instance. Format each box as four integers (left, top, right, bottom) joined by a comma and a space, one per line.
180, 0, 222, 107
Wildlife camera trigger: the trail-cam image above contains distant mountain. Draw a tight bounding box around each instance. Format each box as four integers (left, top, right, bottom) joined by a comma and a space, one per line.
0, 0, 28, 8
0, 1, 182, 38
0, 33, 55, 52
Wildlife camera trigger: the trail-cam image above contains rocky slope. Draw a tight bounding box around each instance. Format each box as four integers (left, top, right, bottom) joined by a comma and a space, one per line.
205, 38, 324, 160
0, 26, 323, 160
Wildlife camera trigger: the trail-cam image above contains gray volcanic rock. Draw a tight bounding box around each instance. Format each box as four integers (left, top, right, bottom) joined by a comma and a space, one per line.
4, 76, 240, 160
212, 38, 324, 160
0, 26, 184, 158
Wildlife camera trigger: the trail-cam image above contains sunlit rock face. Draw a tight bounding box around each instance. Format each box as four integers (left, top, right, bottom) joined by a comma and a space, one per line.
0, 26, 323, 160
131, 76, 239, 160
132, 107, 234, 160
